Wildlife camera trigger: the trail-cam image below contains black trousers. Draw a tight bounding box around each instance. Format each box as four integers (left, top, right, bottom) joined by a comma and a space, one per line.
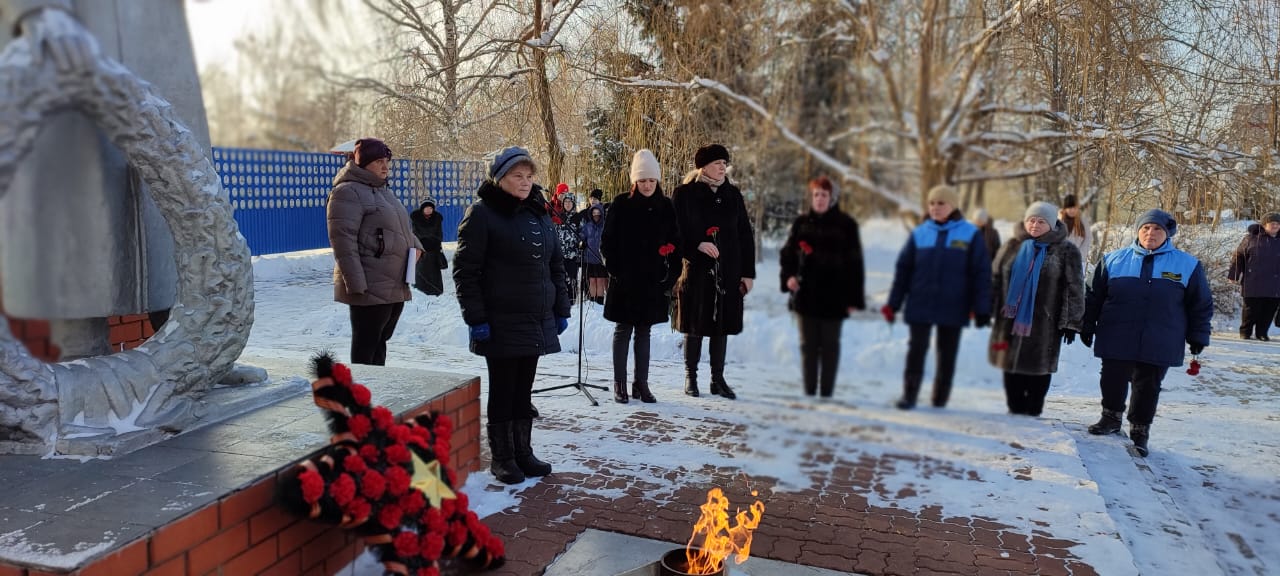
565, 261, 581, 303
1003, 372, 1052, 416
486, 355, 539, 424
1099, 359, 1168, 425
798, 315, 843, 397
613, 323, 652, 385
684, 334, 728, 379
348, 302, 404, 366
905, 323, 963, 405
1241, 297, 1280, 337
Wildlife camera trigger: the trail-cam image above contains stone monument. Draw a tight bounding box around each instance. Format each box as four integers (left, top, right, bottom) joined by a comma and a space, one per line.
0, 1, 258, 455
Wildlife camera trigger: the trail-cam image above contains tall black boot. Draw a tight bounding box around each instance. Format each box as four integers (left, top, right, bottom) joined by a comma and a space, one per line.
708, 335, 736, 399
1088, 409, 1124, 435
486, 422, 525, 484
612, 381, 629, 404
896, 374, 922, 410
1129, 424, 1150, 457
632, 381, 657, 403
512, 419, 552, 476
684, 336, 701, 397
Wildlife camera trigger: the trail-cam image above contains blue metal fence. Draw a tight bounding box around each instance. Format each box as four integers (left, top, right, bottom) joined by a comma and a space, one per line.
213, 147, 484, 255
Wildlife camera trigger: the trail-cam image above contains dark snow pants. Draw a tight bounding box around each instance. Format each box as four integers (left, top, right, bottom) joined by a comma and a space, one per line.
486, 355, 539, 424
1099, 359, 1168, 426
348, 302, 404, 366
904, 323, 962, 406
1241, 297, 1280, 338
798, 315, 843, 397
1003, 372, 1052, 416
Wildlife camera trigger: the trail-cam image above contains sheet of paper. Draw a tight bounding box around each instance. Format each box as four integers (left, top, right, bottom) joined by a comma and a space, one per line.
406, 248, 418, 283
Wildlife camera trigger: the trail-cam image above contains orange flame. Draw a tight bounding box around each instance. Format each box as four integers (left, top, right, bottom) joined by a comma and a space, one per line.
684, 488, 765, 575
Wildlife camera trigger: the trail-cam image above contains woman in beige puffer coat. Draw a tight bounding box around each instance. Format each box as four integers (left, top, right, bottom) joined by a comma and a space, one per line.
327, 138, 422, 365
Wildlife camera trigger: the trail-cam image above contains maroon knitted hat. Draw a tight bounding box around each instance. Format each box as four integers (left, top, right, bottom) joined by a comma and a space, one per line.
354, 138, 393, 168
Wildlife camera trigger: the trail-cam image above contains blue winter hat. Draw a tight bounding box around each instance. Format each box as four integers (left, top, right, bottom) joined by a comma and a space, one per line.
488, 146, 535, 182
1135, 209, 1177, 238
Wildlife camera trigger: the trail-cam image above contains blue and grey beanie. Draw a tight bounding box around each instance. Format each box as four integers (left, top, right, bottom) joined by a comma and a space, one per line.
488, 146, 535, 182
1135, 209, 1177, 238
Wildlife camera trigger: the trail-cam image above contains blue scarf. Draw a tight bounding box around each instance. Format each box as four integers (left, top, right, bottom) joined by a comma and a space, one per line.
1002, 239, 1049, 336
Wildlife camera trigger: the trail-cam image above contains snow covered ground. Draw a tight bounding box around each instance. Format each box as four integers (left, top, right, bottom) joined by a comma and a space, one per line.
248, 219, 1279, 576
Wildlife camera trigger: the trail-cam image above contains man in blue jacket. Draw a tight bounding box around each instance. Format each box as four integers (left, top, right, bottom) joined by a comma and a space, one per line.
1080, 209, 1213, 456
883, 185, 993, 409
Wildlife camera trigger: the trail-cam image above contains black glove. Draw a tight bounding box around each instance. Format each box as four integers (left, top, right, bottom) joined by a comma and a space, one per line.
973, 314, 991, 328
1188, 342, 1205, 355
1080, 332, 1094, 348
1061, 329, 1076, 345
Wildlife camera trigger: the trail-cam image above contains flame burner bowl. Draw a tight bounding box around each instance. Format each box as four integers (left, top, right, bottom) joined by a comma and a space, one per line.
659, 548, 726, 576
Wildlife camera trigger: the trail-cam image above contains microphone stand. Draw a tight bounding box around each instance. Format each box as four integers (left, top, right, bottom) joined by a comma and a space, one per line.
532, 236, 607, 405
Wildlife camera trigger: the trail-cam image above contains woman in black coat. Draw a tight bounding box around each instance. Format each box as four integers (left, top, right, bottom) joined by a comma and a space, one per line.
410, 199, 445, 296
1229, 212, 1280, 340
454, 146, 571, 485
779, 176, 865, 399
602, 149, 681, 404
671, 144, 756, 400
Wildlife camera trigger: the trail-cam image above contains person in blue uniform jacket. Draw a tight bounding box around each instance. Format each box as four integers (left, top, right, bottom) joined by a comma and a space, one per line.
1080, 209, 1213, 457
883, 185, 992, 410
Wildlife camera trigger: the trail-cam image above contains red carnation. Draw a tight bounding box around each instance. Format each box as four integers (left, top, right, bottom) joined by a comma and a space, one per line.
343, 453, 368, 474
486, 535, 505, 556
332, 363, 352, 385
658, 243, 676, 256
359, 444, 380, 462
446, 468, 458, 486
798, 240, 813, 255
329, 473, 357, 506
706, 226, 720, 236
435, 414, 453, 433
447, 521, 469, 547
454, 492, 469, 510
347, 414, 373, 440
420, 532, 445, 561
350, 383, 372, 407
440, 498, 457, 518
344, 497, 371, 522
411, 425, 431, 440
298, 469, 325, 504
434, 441, 450, 461
399, 490, 426, 516
372, 406, 395, 431
1186, 359, 1201, 376
385, 466, 411, 496
992, 341, 1009, 351
394, 530, 421, 557
423, 508, 447, 535
389, 424, 413, 444
379, 503, 404, 530
360, 469, 387, 500
385, 444, 412, 464
418, 566, 441, 576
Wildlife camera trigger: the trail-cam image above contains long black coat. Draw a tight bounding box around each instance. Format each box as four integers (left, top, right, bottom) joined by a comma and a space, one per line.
453, 182, 571, 358
671, 175, 756, 336
988, 223, 1084, 375
602, 188, 681, 327
410, 203, 444, 296
1229, 224, 1280, 298
779, 207, 865, 319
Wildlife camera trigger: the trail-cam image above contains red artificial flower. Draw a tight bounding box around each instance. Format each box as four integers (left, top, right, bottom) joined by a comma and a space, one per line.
420, 532, 445, 561
446, 468, 458, 487
434, 441, 450, 462
447, 521, 469, 547
359, 444, 380, 462
422, 508, 447, 535
992, 341, 1009, 351
486, 535, 505, 556
399, 490, 426, 516
329, 473, 357, 506
658, 243, 676, 256
411, 425, 431, 440
298, 469, 325, 504
332, 363, 352, 385
360, 469, 387, 500
344, 497, 371, 522
706, 226, 720, 236
394, 530, 421, 557
389, 424, 413, 444
343, 453, 368, 474
347, 414, 373, 440
418, 566, 441, 576
798, 240, 813, 255
385, 466, 411, 496
435, 414, 453, 434
385, 444, 412, 464
454, 492, 469, 511
379, 503, 404, 530
372, 406, 395, 431
440, 498, 457, 518
1186, 359, 1201, 376
349, 383, 372, 407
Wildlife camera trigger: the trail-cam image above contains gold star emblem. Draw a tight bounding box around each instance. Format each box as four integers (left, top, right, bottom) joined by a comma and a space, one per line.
409, 450, 457, 508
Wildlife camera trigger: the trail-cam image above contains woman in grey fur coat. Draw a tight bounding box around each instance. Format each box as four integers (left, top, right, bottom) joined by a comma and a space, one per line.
988, 202, 1084, 416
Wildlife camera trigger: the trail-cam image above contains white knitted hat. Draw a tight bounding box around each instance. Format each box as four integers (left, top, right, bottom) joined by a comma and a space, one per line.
629, 149, 661, 184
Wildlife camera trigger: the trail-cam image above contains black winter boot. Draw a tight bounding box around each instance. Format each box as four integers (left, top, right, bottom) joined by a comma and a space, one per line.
486, 422, 525, 485
708, 335, 735, 399
511, 419, 552, 477
1088, 409, 1124, 435
684, 337, 701, 397
632, 381, 657, 403
1130, 424, 1150, 457
896, 375, 922, 410
613, 381, 629, 404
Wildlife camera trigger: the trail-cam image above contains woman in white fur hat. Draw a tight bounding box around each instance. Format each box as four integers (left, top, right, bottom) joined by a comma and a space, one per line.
600, 149, 681, 404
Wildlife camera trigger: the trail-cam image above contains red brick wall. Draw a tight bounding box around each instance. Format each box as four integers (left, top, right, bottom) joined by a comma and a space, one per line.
2, 314, 154, 363
0, 379, 483, 576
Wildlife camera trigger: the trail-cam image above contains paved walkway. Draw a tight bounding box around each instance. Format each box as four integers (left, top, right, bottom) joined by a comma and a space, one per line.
478, 406, 1104, 576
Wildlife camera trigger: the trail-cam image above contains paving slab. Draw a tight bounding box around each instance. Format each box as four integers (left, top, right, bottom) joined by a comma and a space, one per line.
545, 529, 860, 575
